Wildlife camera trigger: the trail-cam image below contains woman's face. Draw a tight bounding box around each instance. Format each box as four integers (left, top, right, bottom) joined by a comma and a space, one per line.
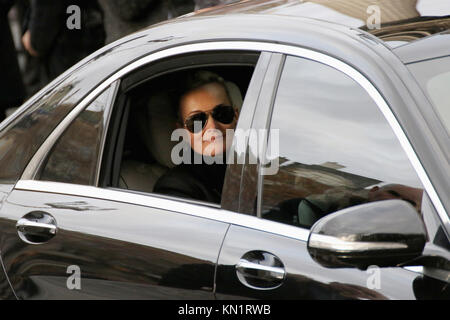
179, 82, 238, 157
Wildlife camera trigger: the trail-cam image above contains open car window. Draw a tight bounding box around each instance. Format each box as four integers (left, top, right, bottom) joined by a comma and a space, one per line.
100, 51, 261, 207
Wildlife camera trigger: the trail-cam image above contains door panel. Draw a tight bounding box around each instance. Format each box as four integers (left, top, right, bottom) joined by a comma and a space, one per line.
216, 225, 420, 299
0, 187, 228, 299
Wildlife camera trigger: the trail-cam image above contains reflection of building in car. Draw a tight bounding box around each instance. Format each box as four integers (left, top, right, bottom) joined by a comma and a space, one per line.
262, 156, 380, 211
262, 157, 423, 228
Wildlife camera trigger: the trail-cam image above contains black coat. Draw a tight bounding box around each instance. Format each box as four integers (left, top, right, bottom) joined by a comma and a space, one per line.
25, 0, 105, 81
0, 0, 25, 117
154, 160, 227, 204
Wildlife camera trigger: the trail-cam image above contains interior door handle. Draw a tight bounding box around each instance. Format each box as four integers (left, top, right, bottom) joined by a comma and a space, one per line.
235, 251, 286, 290
16, 211, 57, 244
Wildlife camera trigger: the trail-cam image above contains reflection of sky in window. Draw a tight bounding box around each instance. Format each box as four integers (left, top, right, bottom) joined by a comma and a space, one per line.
270, 57, 422, 188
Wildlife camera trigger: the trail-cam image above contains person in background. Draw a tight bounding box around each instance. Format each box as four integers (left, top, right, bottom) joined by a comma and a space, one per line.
0, 0, 26, 122
22, 0, 105, 83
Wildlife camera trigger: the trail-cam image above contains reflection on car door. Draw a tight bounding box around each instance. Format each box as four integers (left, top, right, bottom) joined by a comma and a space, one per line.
215, 52, 445, 300
0, 182, 228, 299
215, 223, 423, 299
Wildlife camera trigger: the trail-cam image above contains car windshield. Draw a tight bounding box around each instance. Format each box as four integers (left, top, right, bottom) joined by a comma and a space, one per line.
407, 55, 450, 136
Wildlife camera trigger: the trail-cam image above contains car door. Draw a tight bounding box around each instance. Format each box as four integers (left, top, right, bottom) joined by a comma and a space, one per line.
215, 53, 450, 300
0, 81, 231, 299
0, 44, 271, 299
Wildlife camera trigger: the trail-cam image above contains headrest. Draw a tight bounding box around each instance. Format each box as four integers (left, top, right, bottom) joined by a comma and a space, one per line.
139, 92, 178, 169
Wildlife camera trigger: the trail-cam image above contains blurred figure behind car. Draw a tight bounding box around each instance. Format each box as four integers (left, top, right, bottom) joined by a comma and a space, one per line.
0, 0, 26, 122
22, 0, 105, 83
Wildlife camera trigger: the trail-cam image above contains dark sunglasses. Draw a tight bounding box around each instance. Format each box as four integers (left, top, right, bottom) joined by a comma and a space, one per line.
183, 104, 235, 133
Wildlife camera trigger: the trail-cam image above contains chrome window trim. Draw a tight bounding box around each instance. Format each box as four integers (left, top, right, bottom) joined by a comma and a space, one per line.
95, 80, 121, 186
15, 180, 310, 242
19, 41, 448, 233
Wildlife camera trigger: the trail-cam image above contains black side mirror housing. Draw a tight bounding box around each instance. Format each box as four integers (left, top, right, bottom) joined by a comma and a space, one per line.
307, 199, 427, 269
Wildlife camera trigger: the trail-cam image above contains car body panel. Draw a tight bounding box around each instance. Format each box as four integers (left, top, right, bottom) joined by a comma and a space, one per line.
0, 187, 228, 299
216, 225, 421, 300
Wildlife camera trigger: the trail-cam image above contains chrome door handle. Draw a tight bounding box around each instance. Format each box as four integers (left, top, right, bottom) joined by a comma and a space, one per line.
16, 211, 58, 244
17, 219, 57, 234
236, 259, 286, 280
235, 251, 286, 290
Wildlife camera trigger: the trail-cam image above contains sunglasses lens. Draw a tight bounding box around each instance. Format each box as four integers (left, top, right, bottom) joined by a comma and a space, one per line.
212, 105, 235, 124
185, 113, 207, 133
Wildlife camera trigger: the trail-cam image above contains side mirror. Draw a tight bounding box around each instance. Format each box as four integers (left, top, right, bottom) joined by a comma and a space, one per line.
307, 200, 427, 269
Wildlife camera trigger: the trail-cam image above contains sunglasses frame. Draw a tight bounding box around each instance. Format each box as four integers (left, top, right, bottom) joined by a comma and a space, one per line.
183, 104, 236, 134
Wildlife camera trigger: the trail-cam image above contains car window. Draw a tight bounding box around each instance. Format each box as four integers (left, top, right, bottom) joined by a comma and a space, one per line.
39, 87, 112, 185
260, 56, 424, 229
104, 52, 260, 207
0, 83, 79, 183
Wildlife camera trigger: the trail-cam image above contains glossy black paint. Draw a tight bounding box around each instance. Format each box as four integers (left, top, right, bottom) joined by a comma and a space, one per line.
216, 225, 420, 299
0, 189, 228, 299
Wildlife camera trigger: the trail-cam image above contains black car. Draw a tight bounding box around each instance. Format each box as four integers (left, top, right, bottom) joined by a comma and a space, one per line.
0, 0, 448, 299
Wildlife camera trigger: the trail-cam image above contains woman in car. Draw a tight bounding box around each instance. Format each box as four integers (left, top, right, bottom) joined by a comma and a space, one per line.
153, 71, 239, 204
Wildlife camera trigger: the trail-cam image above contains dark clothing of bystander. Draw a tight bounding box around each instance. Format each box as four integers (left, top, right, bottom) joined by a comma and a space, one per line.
24, 0, 105, 82
0, 0, 26, 121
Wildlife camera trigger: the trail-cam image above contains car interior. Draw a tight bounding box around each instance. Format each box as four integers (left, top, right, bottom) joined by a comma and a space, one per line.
100, 51, 259, 203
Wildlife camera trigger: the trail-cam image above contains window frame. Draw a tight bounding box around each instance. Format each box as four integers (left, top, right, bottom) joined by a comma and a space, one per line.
101, 50, 261, 195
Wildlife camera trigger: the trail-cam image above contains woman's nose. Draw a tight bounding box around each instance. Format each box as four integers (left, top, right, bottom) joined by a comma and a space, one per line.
204, 113, 217, 130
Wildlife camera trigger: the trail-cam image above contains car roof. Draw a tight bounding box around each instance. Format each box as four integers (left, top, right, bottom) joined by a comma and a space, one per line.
183, 0, 450, 60
187, 0, 450, 41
